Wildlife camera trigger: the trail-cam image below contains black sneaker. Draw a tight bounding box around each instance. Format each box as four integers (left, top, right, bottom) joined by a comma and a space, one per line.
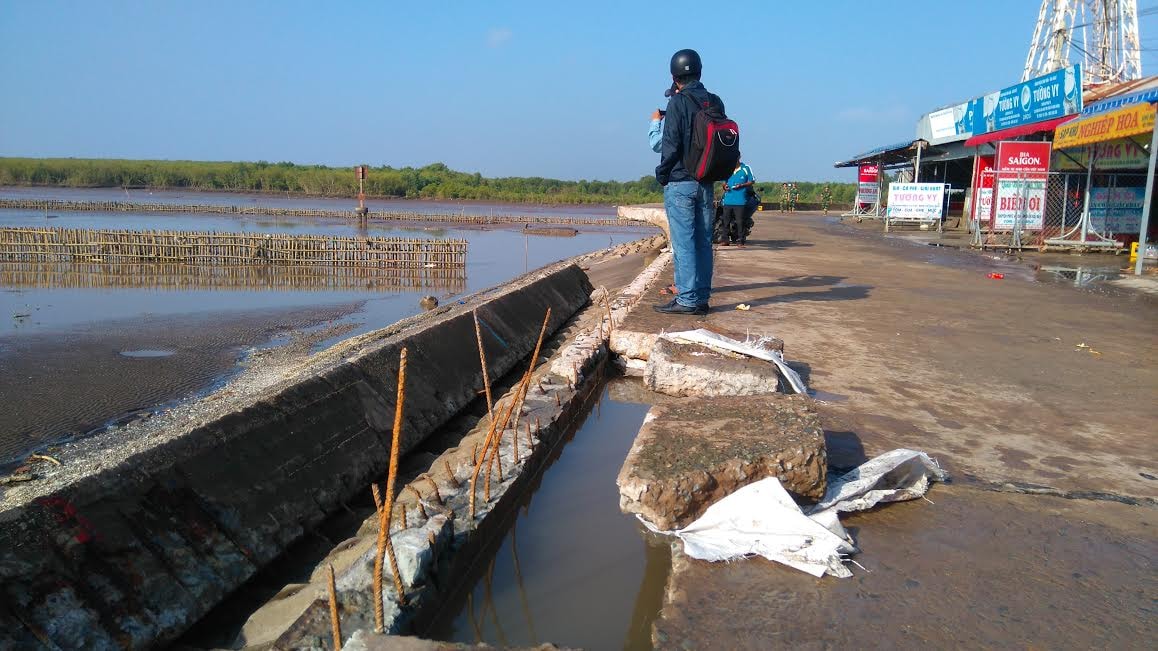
654, 301, 709, 315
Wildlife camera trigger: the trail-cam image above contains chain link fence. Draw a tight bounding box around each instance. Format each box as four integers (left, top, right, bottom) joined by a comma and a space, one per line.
973, 170, 1144, 250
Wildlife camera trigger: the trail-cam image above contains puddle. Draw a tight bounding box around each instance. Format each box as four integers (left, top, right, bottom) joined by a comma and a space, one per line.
1034, 264, 1125, 288
429, 380, 663, 650
118, 349, 176, 358
808, 389, 848, 403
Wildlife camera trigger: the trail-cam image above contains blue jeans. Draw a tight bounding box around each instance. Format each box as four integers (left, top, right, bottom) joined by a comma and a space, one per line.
663, 180, 714, 307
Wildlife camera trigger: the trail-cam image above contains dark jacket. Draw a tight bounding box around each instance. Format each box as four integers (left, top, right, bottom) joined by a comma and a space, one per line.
655, 80, 726, 186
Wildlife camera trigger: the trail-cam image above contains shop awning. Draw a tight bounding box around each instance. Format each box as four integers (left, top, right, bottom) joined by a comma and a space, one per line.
833, 139, 937, 168
963, 116, 1071, 148
1054, 101, 1156, 149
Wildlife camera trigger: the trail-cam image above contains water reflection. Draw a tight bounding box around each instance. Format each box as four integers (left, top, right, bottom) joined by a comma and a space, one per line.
0, 261, 466, 293
432, 382, 663, 650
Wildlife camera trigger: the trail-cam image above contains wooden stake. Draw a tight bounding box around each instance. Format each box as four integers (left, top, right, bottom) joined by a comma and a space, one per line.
327, 564, 342, 650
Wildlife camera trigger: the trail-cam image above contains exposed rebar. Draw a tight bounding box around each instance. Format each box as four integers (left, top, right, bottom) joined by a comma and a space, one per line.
327, 564, 342, 650
373, 348, 409, 630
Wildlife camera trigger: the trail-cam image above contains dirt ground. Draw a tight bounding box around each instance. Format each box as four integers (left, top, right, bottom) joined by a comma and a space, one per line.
631, 212, 1157, 500
621, 212, 1157, 649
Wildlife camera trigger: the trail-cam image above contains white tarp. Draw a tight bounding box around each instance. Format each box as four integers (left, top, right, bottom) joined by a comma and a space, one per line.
644, 449, 946, 578
663, 328, 807, 394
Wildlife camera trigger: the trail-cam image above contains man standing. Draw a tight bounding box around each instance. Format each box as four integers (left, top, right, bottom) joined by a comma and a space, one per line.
721, 159, 754, 247
788, 183, 799, 212
821, 183, 832, 215
654, 49, 724, 315
780, 182, 789, 214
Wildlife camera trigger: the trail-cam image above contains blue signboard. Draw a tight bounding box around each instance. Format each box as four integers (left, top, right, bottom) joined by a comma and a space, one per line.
971, 65, 1082, 135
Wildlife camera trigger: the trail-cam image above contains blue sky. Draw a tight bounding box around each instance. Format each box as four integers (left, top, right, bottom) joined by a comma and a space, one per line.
2, 1, 1156, 183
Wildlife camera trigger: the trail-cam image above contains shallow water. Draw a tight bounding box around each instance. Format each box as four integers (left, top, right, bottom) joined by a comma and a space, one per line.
0, 189, 653, 466
429, 380, 664, 650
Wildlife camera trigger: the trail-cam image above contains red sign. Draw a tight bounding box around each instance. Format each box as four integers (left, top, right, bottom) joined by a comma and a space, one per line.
858, 163, 879, 184
994, 141, 1052, 175
970, 154, 996, 224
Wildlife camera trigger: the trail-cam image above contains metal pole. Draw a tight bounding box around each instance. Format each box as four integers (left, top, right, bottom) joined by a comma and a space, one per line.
914, 142, 923, 183
1080, 146, 1096, 244
1061, 173, 1069, 233
1134, 120, 1158, 275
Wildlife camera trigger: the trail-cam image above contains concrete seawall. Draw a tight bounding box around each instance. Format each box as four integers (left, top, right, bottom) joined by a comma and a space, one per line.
0, 262, 593, 649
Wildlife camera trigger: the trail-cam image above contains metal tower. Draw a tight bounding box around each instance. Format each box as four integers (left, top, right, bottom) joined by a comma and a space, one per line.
1023, 0, 1142, 86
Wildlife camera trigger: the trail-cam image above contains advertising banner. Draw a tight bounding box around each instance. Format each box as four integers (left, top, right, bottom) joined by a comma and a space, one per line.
1089, 187, 1145, 232
972, 65, 1082, 135
1054, 102, 1155, 150
926, 101, 974, 141
857, 163, 879, 204
1053, 137, 1150, 170
994, 141, 1052, 175
886, 183, 946, 222
994, 178, 1046, 230
971, 155, 995, 223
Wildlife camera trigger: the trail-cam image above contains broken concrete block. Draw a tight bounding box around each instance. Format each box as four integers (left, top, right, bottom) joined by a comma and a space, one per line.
617, 395, 826, 531
643, 337, 779, 397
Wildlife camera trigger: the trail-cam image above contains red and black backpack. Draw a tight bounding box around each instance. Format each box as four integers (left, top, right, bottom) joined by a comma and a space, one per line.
681, 93, 740, 183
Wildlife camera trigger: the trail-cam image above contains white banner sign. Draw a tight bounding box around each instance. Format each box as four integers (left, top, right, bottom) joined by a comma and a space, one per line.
994, 178, 1046, 230
886, 183, 945, 222
975, 188, 993, 223
857, 183, 879, 204
1089, 187, 1144, 233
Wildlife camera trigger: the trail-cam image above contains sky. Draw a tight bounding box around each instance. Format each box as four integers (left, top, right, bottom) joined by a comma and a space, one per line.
2, 1, 1158, 183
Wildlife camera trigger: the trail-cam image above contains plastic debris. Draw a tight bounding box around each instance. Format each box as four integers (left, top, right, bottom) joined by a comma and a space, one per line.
735, 303, 751, 311
644, 449, 947, 578
987, 272, 1005, 279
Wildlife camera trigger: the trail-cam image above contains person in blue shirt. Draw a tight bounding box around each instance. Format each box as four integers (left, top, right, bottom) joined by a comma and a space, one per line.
720, 160, 755, 247
648, 109, 664, 153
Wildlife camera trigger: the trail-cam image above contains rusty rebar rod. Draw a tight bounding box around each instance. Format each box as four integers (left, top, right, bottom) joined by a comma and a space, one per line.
327, 564, 342, 650
473, 310, 495, 420
374, 348, 409, 631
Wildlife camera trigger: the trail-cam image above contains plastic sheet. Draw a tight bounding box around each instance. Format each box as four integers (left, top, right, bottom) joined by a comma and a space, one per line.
645, 449, 946, 578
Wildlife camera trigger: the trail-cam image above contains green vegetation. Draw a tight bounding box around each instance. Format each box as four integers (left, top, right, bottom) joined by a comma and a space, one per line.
0, 158, 856, 205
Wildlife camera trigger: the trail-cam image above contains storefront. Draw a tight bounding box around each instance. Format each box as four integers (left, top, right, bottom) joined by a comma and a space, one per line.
1053, 101, 1158, 273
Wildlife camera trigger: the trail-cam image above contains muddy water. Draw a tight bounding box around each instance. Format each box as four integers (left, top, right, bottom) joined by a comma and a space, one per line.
0, 189, 652, 467
428, 380, 667, 650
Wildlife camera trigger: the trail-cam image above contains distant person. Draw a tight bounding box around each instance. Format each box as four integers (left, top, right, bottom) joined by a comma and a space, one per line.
788, 183, 799, 212
721, 159, 755, 247
780, 182, 789, 214
821, 183, 832, 215
654, 48, 728, 316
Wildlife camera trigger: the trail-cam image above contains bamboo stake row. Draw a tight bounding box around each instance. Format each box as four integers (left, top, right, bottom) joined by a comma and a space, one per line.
0, 198, 622, 226
0, 260, 465, 292
0, 226, 466, 269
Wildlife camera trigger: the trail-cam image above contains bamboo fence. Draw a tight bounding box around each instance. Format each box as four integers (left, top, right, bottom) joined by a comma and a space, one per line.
0, 226, 467, 269
0, 260, 465, 292
0, 198, 626, 226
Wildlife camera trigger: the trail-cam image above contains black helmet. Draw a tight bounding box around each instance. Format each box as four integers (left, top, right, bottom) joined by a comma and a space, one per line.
670, 49, 702, 78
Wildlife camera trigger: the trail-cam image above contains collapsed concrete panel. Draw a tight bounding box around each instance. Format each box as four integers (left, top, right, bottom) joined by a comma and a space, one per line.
617, 395, 827, 532
0, 262, 593, 650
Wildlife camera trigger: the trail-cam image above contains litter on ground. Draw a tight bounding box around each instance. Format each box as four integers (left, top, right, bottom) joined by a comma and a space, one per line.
640, 449, 947, 578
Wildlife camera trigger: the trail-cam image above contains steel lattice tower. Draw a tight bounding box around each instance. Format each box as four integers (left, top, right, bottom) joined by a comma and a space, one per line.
1023, 0, 1142, 85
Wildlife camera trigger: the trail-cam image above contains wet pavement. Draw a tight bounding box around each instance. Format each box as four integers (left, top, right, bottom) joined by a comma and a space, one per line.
654, 483, 1157, 650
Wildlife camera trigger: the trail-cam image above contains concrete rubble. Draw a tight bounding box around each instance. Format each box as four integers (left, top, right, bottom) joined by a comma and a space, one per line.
616, 395, 827, 531
643, 336, 781, 397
